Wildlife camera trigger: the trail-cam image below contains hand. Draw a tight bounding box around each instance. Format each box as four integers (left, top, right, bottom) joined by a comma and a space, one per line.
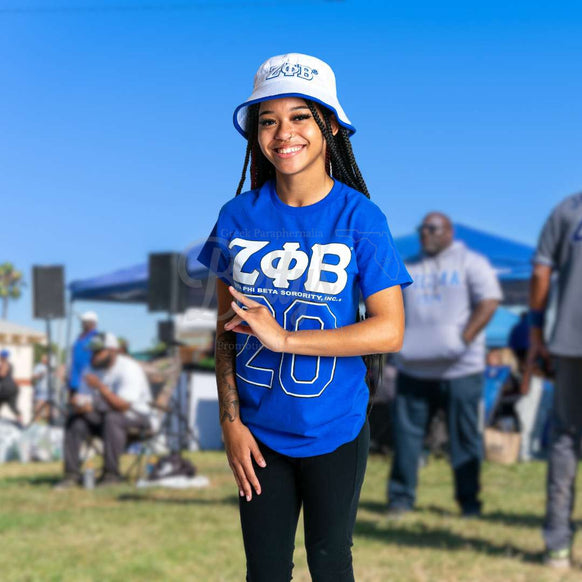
522, 328, 552, 394
224, 286, 288, 352
84, 373, 102, 391
71, 394, 93, 414
222, 420, 266, 502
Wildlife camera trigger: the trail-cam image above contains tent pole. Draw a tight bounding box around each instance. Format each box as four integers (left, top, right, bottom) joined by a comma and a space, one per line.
63, 296, 75, 403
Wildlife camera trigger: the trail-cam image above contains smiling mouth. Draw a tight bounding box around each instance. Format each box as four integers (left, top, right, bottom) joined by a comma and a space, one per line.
273, 145, 305, 157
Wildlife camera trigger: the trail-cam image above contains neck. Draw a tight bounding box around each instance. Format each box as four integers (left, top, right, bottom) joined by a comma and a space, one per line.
274, 164, 333, 207
425, 240, 454, 257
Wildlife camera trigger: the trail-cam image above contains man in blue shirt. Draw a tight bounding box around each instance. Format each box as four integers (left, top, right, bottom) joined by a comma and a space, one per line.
68, 311, 99, 394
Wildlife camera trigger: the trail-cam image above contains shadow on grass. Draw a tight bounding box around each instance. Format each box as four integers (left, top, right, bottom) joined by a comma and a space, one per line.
421, 504, 582, 530
421, 504, 542, 528
359, 501, 568, 532
358, 500, 389, 513
0, 475, 61, 487
117, 492, 240, 506
354, 518, 542, 563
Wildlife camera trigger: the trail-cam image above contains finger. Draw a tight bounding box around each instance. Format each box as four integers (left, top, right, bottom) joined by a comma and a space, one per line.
229, 464, 245, 497
231, 301, 251, 319
224, 314, 244, 330
233, 463, 253, 501
241, 458, 262, 496
229, 286, 260, 308
230, 324, 254, 335
250, 442, 267, 469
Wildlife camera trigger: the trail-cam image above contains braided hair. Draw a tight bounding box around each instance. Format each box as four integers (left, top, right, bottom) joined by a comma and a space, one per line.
235, 100, 382, 397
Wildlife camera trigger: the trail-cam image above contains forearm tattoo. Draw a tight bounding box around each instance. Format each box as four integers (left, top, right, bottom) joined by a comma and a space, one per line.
216, 330, 240, 424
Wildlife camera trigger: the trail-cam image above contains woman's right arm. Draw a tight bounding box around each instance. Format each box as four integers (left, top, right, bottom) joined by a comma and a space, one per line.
215, 279, 266, 501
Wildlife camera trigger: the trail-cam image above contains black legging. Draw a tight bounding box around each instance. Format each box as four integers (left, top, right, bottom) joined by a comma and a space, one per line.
0, 379, 21, 418
239, 421, 369, 582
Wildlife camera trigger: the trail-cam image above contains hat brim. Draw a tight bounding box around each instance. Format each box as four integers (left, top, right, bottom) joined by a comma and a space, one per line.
233, 92, 356, 139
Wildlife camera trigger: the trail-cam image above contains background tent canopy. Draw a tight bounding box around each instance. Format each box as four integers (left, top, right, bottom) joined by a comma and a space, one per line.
69, 224, 534, 305
69, 243, 208, 304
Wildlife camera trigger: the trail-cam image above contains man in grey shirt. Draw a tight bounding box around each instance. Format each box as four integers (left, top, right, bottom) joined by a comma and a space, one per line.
387, 212, 502, 517
527, 192, 582, 568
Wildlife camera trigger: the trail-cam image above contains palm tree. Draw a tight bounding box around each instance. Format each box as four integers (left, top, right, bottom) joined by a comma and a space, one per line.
0, 263, 24, 319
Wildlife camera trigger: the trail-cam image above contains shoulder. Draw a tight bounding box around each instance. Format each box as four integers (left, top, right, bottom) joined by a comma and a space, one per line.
548, 192, 582, 226
461, 246, 495, 274
463, 246, 492, 265
217, 187, 263, 218
335, 181, 389, 227
117, 355, 142, 373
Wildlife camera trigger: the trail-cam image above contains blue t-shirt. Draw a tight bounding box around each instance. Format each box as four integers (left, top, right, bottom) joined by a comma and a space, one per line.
69, 329, 99, 391
198, 179, 412, 457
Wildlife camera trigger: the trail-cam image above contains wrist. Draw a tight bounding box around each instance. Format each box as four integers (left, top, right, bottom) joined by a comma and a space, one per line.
528, 309, 545, 329
221, 417, 243, 429
530, 326, 544, 345
281, 330, 292, 353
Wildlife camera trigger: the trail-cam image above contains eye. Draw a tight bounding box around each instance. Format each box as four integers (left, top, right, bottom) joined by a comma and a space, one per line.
258, 118, 276, 127
292, 114, 311, 121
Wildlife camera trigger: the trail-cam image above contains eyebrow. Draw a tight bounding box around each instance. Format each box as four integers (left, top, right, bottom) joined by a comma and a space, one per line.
259, 105, 310, 116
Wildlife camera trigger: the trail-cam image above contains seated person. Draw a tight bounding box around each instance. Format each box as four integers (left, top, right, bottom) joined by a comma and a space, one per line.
55, 332, 153, 488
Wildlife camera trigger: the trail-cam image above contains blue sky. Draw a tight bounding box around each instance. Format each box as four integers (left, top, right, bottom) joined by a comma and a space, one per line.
1, 0, 581, 349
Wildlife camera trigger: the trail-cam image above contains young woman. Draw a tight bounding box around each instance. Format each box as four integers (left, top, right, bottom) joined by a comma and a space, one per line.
198, 53, 412, 582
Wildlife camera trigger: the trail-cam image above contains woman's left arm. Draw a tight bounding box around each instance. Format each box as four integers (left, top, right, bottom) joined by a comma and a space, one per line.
225, 285, 405, 357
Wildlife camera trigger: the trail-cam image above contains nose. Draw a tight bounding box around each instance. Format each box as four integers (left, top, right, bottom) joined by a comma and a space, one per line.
274, 120, 293, 141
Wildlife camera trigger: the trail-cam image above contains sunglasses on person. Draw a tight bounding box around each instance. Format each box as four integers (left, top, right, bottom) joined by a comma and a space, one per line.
417, 223, 444, 235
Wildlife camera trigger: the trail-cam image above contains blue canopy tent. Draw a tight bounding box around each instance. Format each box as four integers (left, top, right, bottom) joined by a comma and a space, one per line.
69, 242, 212, 306
394, 223, 535, 305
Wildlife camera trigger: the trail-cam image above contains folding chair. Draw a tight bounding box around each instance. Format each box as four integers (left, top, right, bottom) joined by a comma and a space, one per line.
123, 363, 200, 483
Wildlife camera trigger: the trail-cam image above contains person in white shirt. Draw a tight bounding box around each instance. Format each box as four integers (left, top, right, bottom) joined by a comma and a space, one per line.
55, 332, 153, 488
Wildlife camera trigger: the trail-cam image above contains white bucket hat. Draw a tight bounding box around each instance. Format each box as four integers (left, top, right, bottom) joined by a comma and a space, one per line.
233, 53, 355, 139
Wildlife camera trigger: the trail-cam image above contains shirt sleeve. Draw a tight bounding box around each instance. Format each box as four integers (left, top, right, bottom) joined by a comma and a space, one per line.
466, 252, 503, 304
196, 209, 234, 286
534, 204, 564, 267
354, 209, 413, 300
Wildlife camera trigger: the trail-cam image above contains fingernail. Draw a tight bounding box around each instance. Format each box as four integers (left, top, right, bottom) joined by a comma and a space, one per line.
240, 490, 244, 497
246, 495, 251, 502
259, 460, 266, 468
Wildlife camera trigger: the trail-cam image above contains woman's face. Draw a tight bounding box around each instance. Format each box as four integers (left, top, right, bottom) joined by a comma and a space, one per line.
257, 97, 334, 179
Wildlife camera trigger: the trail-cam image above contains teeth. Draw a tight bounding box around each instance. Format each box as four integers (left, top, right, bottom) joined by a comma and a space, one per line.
277, 146, 303, 154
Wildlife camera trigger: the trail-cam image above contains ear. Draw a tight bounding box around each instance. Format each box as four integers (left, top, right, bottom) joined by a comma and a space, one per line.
330, 114, 339, 136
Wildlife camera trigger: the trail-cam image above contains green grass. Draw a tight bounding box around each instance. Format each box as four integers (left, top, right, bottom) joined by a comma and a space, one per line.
0, 453, 581, 581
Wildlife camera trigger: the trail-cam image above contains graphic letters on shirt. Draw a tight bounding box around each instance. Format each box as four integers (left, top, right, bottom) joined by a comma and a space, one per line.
228, 239, 352, 399
229, 238, 352, 295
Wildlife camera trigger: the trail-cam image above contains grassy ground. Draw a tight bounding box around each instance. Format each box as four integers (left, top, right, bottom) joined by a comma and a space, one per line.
0, 452, 580, 582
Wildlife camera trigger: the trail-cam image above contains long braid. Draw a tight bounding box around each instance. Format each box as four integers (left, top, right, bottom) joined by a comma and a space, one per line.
336, 127, 370, 198
236, 140, 252, 195
305, 102, 352, 187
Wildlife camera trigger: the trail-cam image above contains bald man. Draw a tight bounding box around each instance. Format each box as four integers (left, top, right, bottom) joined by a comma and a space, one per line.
388, 212, 502, 517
